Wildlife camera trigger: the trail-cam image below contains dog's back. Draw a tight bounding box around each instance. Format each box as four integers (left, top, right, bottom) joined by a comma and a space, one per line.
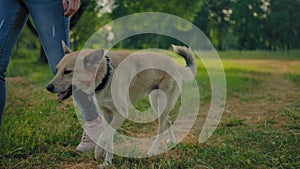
102, 46, 196, 105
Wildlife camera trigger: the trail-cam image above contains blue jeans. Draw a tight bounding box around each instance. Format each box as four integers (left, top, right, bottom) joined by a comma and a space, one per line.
0, 0, 70, 126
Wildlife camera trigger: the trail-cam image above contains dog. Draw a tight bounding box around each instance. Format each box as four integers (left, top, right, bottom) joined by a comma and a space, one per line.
46, 41, 197, 168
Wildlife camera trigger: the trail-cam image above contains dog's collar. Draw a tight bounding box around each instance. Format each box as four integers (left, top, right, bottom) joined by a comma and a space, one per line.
95, 55, 113, 91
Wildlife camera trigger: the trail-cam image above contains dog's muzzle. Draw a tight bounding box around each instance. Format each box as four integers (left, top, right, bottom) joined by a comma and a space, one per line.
46, 84, 73, 101
46, 84, 55, 92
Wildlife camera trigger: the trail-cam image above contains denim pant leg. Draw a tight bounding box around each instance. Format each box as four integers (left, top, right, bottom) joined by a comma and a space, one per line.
0, 1, 30, 126
25, 0, 70, 74
25, 0, 98, 122
73, 90, 100, 122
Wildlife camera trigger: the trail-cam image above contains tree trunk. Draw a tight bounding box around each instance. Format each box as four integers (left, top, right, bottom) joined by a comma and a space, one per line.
218, 27, 223, 51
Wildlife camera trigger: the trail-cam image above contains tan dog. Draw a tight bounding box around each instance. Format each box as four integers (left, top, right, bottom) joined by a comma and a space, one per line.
46, 42, 197, 168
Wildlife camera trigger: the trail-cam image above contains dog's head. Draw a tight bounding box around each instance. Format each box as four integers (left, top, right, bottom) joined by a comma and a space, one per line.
46, 41, 105, 101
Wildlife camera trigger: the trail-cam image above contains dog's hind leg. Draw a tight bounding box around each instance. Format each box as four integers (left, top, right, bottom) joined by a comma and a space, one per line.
166, 116, 176, 146
148, 82, 179, 155
147, 112, 168, 155
149, 89, 175, 145
147, 89, 166, 155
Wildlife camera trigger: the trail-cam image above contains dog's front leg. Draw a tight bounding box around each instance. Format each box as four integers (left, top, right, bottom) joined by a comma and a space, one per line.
101, 132, 114, 168
95, 129, 114, 169
95, 112, 125, 168
95, 130, 108, 160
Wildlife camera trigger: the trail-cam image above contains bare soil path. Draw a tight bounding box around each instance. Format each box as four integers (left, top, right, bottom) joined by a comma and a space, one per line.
217, 59, 299, 131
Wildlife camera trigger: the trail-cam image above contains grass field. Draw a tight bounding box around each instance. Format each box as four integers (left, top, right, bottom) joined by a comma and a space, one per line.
0, 49, 299, 169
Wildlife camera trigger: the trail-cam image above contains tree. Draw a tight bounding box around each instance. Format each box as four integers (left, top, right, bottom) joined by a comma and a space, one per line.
264, 0, 300, 51
109, 0, 202, 49
193, 5, 210, 40
231, 0, 267, 50
204, 0, 233, 50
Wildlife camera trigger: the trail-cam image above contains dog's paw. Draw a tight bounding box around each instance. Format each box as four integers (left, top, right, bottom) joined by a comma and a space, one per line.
97, 161, 111, 169
167, 138, 176, 148
147, 147, 158, 157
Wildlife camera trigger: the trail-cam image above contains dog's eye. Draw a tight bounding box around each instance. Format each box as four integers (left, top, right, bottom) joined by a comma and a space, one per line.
64, 70, 72, 75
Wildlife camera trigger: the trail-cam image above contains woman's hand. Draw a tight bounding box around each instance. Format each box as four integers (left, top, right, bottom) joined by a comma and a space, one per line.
63, 0, 80, 16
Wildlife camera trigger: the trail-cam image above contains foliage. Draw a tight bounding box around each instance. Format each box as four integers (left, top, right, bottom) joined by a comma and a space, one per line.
14, 0, 300, 56
70, 0, 113, 49
107, 0, 202, 49
265, 0, 300, 50
193, 0, 300, 51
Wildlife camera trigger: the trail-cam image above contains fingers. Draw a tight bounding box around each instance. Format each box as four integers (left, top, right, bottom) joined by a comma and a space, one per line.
62, 0, 68, 11
64, 0, 80, 16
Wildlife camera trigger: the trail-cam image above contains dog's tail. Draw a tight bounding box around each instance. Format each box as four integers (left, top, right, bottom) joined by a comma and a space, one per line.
172, 45, 197, 76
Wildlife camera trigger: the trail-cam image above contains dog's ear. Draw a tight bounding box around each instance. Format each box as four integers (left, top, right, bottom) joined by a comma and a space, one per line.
61, 40, 72, 54
83, 49, 104, 70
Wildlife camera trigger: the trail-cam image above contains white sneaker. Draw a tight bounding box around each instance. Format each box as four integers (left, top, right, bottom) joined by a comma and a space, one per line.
76, 117, 104, 152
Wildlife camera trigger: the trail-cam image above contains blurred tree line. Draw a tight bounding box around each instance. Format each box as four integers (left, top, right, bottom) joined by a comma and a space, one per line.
16, 0, 300, 60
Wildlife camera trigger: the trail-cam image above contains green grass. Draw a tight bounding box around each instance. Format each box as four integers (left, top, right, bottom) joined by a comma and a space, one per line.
0, 49, 300, 168
285, 64, 300, 85
218, 49, 300, 60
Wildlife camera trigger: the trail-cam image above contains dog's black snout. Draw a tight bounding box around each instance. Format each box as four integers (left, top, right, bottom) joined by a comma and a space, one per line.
46, 84, 54, 92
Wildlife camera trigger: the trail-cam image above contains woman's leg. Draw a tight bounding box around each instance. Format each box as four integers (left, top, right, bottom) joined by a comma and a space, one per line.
0, 0, 29, 126
25, 0, 101, 151
26, 0, 99, 123
25, 0, 69, 74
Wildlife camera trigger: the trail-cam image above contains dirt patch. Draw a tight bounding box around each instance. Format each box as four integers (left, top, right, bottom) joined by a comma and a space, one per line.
220, 60, 300, 130
60, 161, 99, 169
226, 59, 300, 74
6, 77, 32, 86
